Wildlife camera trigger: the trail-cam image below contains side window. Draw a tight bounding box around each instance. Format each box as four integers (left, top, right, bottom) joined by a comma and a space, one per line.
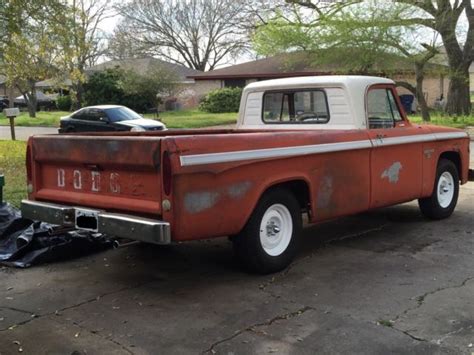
367, 88, 403, 129
262, 90, 329, 124
88, 109, 103, 122
387, 90, 403, 121
72, 109, 88, 120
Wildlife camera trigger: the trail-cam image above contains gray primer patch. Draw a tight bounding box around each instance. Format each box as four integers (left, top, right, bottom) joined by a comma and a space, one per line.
184, 191, 220, 214
227, 181, 252, 199
316, 176, 333, 209
381, 162, 403, 183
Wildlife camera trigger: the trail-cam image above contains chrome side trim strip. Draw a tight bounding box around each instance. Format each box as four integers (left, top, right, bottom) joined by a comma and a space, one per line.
179, 132, 468, 167
180, 140, 373, 166
433, 131, 469, 140
372, 134, 434, 147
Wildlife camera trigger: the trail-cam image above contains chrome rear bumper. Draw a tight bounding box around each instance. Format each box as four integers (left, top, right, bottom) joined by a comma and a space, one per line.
21, 200, 171, 244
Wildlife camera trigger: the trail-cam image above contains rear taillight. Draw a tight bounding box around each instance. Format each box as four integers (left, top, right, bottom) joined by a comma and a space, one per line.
26, 144, 32, 182
163, 151, 172, 195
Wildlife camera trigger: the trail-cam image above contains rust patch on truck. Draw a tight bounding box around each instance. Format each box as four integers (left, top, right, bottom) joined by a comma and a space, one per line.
381, 162, 402, 183
316, 176, 333, 209
184, 181, 253, 214
227, 181, 252, 199
184, 191, 220, 214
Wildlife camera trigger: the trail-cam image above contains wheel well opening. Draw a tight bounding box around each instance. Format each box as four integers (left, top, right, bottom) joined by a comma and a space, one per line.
266, 180, 310, 211
439, 151, 461, 177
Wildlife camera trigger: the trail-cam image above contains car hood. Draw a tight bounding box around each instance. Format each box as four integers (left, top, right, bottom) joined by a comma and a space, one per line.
115, 118, 165, 128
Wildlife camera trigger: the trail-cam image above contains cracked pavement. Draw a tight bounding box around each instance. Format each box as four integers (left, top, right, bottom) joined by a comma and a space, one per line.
0, 182, 473, 354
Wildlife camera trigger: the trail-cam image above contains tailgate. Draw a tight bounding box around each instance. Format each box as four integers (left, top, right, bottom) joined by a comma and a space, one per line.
28, 136, 162, 216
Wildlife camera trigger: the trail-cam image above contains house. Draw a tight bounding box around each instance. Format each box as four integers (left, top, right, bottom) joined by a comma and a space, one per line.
0, 75, 21, 100
86, 58, 203, 109
36, 58, 204, 109
188, 52, 450, 108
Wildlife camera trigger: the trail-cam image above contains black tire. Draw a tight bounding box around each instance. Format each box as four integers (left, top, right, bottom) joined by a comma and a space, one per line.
418, 158, 459, 220
233, 188, 302, 274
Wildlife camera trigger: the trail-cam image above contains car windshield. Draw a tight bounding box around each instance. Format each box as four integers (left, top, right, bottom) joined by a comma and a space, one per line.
105, 107, 141, 122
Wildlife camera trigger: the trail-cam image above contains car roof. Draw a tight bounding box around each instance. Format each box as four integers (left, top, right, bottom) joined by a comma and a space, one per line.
81, 105, 125, 110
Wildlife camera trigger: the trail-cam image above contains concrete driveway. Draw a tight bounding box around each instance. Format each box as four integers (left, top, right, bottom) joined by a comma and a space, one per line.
0, 126, 57, 140
0, 183, 473, 354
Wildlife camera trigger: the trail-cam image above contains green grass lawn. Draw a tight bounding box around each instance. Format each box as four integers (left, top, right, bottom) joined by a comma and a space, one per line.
0, 111, 66, 127
0, 141, 27, 208
408, 113, 474, 128
151, 110, 236, 128
0, 109, 237, 129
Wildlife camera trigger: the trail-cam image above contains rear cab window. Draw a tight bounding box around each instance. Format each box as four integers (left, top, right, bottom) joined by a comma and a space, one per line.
263, 89, 330, 124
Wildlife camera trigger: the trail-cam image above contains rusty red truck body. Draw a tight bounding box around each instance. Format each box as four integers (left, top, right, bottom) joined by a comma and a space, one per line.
21, 76, 470, 273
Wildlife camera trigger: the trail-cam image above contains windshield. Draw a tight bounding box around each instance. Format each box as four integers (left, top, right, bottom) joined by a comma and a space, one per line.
105, 107, 142, 122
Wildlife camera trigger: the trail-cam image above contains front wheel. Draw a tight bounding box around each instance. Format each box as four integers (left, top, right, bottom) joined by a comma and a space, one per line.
232, 188, 302, 274
418, 159, 459, 220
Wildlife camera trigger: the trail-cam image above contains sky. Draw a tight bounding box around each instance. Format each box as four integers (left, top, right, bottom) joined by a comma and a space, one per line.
96, 1, 470, 70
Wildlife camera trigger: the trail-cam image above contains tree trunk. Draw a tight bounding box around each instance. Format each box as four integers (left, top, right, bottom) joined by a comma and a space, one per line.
25, 81, 37, 118
71, 81, 84, 110
445, 66, 471, 116
415, 63, 430, 122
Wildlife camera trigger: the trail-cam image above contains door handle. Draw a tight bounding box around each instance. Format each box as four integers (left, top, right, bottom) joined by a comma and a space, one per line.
376, 134, 387, 140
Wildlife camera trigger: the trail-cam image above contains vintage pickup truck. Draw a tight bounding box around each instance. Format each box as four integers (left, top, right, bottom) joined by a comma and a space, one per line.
21, 76, 470, 273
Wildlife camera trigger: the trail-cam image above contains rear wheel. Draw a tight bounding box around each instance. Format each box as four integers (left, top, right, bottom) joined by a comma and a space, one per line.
418, 159, 459, 220
233, 188, 302, 274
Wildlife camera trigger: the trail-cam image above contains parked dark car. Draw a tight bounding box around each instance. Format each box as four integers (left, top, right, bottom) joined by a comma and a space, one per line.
59, 105, 166, 133
0, 96, 9, 110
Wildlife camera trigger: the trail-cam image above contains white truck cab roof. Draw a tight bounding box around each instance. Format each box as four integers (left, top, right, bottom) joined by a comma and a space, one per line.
237, 75, 396, 130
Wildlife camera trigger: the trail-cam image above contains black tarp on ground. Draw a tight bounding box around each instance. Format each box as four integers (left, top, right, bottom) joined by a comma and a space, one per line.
0, 203, 112, 268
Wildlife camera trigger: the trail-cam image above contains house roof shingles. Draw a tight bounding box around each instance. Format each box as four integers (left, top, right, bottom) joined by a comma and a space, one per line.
189, 52, 448, 80
87, 57, 202, 82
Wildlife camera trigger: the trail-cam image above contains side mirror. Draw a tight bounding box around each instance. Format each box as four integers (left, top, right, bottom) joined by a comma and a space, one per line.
99, 116, 109, 123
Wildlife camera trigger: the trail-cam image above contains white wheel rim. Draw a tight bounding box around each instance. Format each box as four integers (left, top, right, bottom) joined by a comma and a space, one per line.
437, 171, 455, 208
259, 204, 293, 257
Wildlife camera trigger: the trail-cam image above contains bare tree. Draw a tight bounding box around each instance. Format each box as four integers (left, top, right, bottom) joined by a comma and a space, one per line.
114, 0, 252, 71
62, 0, 112, 109
106, 22, 148, 60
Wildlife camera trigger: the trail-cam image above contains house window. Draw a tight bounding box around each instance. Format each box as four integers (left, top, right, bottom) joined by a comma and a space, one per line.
262, 90, 330, 124
224, 79, 246, 88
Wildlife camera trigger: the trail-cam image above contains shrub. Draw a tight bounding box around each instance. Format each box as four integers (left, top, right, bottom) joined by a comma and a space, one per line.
56, 95, 72, 111
199, 87, 243, 113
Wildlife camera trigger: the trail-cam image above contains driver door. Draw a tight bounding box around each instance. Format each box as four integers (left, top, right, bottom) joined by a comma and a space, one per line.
367, 85, 424, 208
